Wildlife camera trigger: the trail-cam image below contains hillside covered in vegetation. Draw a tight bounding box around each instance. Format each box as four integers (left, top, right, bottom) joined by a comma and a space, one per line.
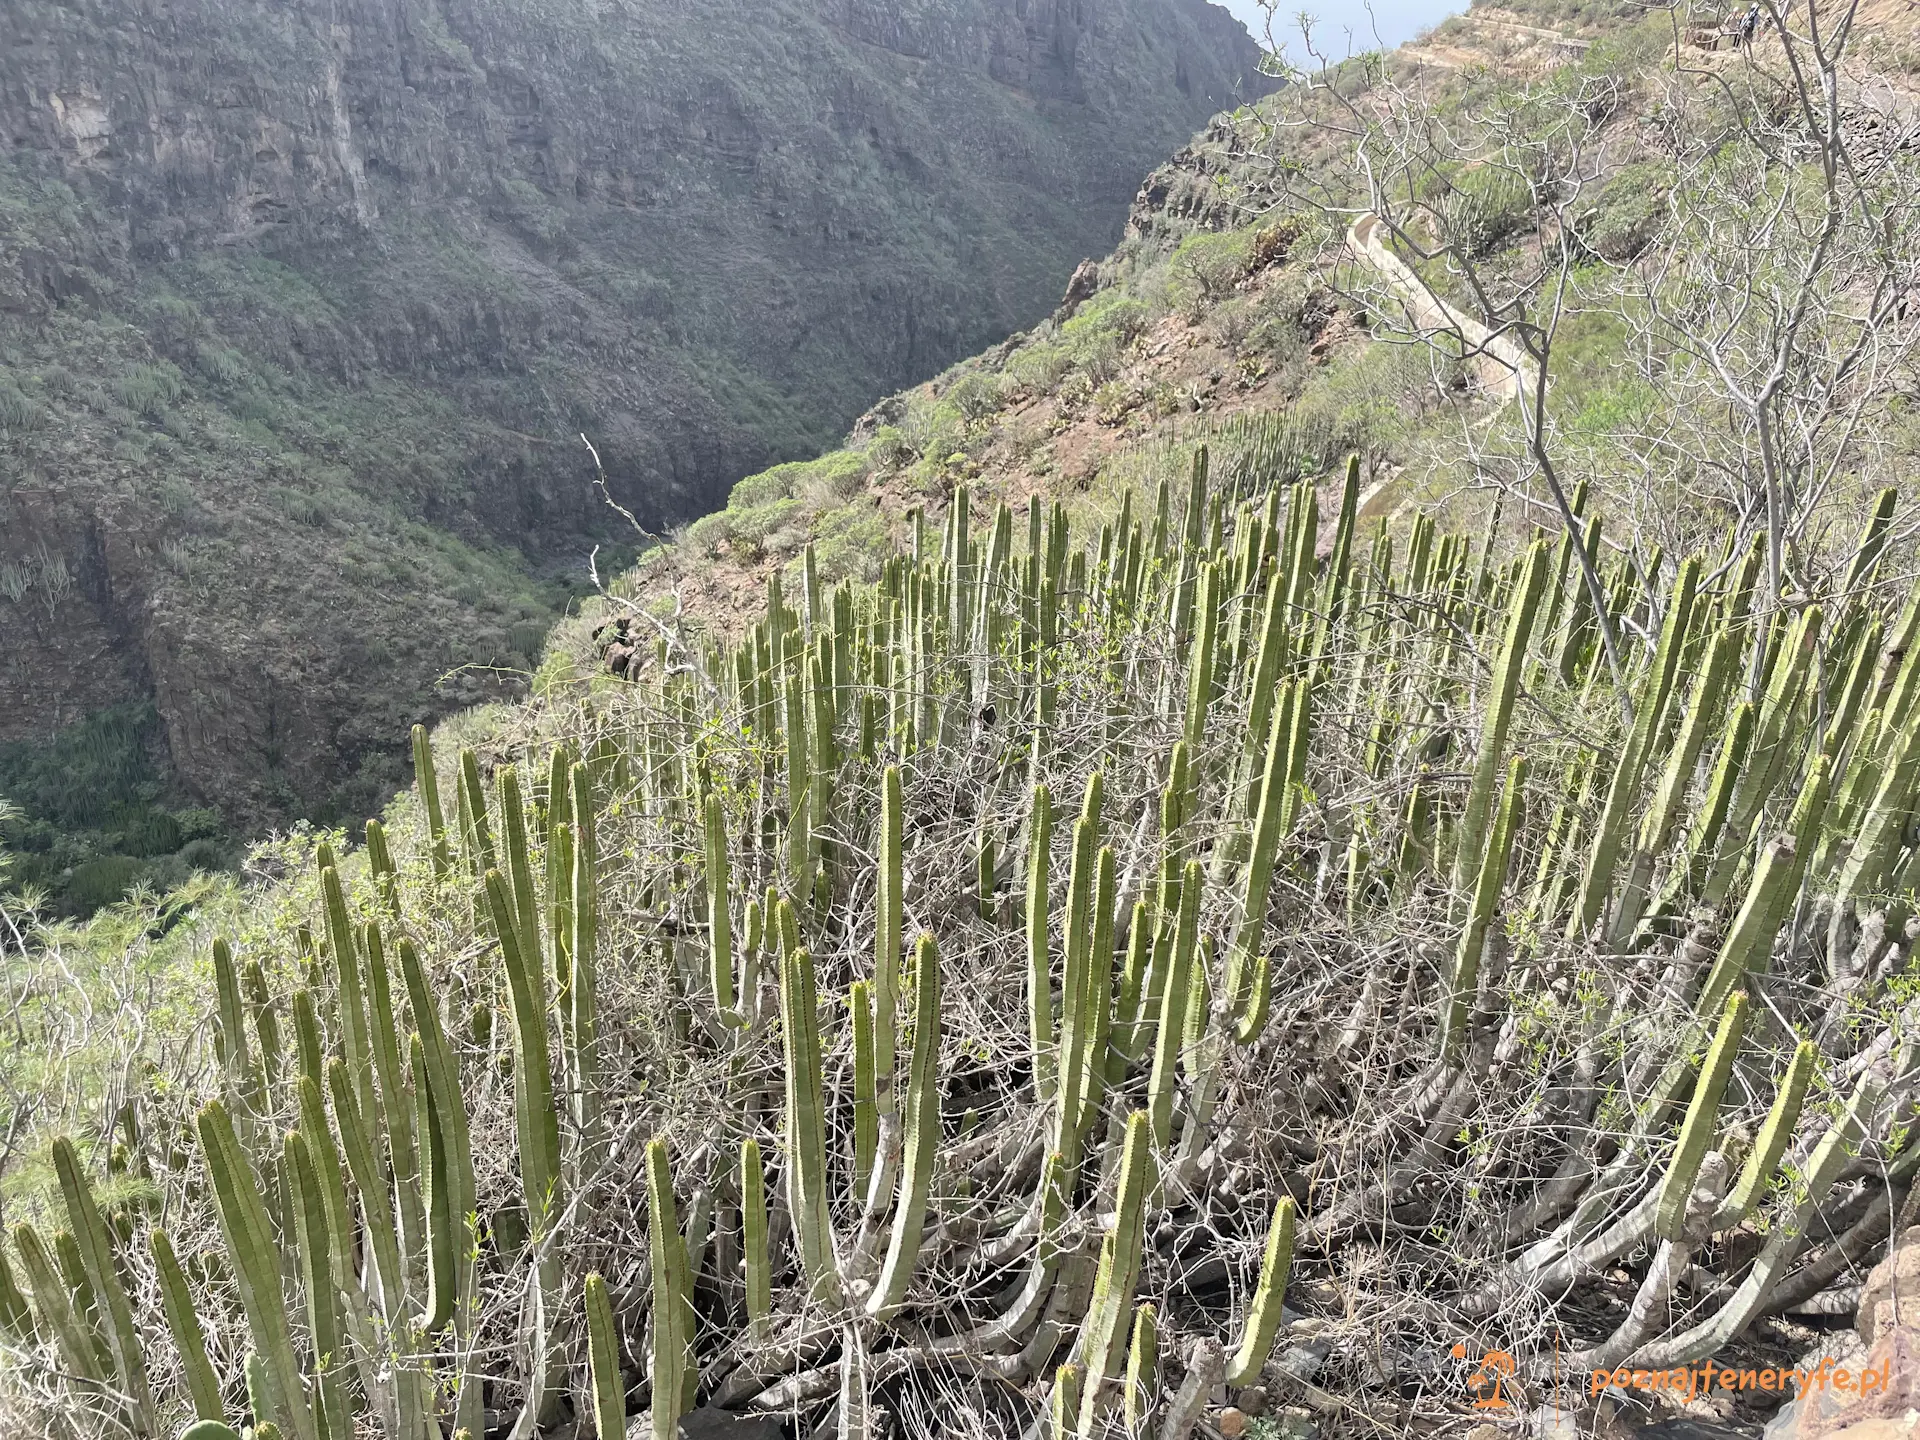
8, 1, 1920, 1438
0, 0, 1271, 912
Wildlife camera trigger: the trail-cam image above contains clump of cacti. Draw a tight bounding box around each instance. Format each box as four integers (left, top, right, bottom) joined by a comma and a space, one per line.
4, 465, 1918, 1440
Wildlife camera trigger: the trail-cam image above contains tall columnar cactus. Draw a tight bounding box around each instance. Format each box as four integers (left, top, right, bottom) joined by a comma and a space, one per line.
151, 1229, 224, 1422
584, 1273, 627, 1440
1612, 622, 1742, 941
570, 759, 604, 1147
457, 746, 496, 882
1027, 782, 1057, 1103
1124, 1303, 1159, 1435
851, 980, 878, 1202
1706, 604, 1823, 904
875, 765, 904, 1111
1654, 991, 1748, 1241
647, 1139, 697, 1439
868, 934, 942, 1320
1148, 862, 1203, 1152
779, 943, 843, 1306
1181, 561, 1220, 776
396, 936, 476, 1309
1074, 1110, 1152, 1436
1713, 1040, 1817, 1229
484, 867, 566, 1418
241, 958, 282, 1089
13, 1221, 104, 1386
1225, 1195, 1297, 1387
1454, 539, 1550, 895
319, 866, 381, 1147
1697, 753, 1833, 1013
283, 1130, 350, 1440
1570, 556, 1701, 937
784, 666, 816, 902
1442, 756, 1526, 1058
211, 937, 258, 1118
1055, 773, 1106, 1173
365, 817, 400, 916
362, 922, 425, 1280
197, 1102, 318, 1440
413, 723, 453, 878
703, 791, 737, 1013
326, 1057, 404, 1324
411, 1033, 458, 1334
1224, 678, 1301, 1009
741, 1138, 772, 1341
51, 1136, 154, 1434
499, 765, 544, 976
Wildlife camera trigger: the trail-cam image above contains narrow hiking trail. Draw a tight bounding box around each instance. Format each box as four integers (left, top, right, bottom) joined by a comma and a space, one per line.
1345, 212, 1538, 516
1346, 212, 1538, 404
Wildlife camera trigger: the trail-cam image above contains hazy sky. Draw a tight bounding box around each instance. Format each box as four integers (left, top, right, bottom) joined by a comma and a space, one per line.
1217, 0, 1462, 56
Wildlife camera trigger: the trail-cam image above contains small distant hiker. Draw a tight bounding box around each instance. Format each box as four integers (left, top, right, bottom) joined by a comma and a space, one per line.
1741, 2, 1760, 46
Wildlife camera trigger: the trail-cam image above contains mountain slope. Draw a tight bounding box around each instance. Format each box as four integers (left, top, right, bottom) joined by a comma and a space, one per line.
0, 0, 1272, 907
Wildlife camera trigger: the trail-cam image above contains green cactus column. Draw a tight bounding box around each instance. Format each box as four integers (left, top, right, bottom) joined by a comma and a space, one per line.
362, 922, 426, 1288
1611, 622, 1742, 942
1697, 753, 1833, 1012
1569, 556, 1702, 938
212, 938, 260, 1120
1124, 1302, 1159, 1434
584, 1273, 628, 1440
1074, 1111, 1153, 1436
51, 1136, 155, 1434
868, 934, 943, 1320
197, 1102, 319, 1440
1442, 755, 1526, 1059
1147, 863, 1202, 1152
1027, 782, 1056, 1103
1713, 1041, 1817, 1230
319, 867, 382, 1151
779, 943, 844, 1306
283, 1131, 352, 1440
1055, 773, 1105, 1174
742, 1137, 773, 1341
569, 760, 604, 1153
1225, 1196, 1297, 1387
1454, 539, 1550, 897
875, 766, 904, 1114
484, 868, 566, 1424
703, 793, 737, 1013
12, 1222, 105, 1388
1654, 992, 1747, 1241
151, 1229, 224, 1422
640, 1142, 692, 1439
1224, 679, 1300, 1011
412, 724, 453, 879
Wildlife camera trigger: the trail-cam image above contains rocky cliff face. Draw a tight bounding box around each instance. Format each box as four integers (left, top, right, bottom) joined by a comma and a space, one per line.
0, 0, 1271, 876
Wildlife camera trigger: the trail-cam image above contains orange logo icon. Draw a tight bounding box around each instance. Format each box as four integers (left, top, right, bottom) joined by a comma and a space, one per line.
1453, 1342, 1516, 1409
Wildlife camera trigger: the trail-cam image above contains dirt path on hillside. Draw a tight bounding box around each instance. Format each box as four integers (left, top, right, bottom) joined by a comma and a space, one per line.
1345, 211, 1538, 517
1346, 212, 1537, 404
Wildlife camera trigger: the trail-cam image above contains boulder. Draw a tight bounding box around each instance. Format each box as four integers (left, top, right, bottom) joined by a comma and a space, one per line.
1762, 1327, 1912, 1440
1861, 1226, 1920, 1346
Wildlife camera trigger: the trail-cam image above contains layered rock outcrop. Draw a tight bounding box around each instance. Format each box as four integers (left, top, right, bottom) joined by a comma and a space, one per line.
0, 0, 1271, 829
